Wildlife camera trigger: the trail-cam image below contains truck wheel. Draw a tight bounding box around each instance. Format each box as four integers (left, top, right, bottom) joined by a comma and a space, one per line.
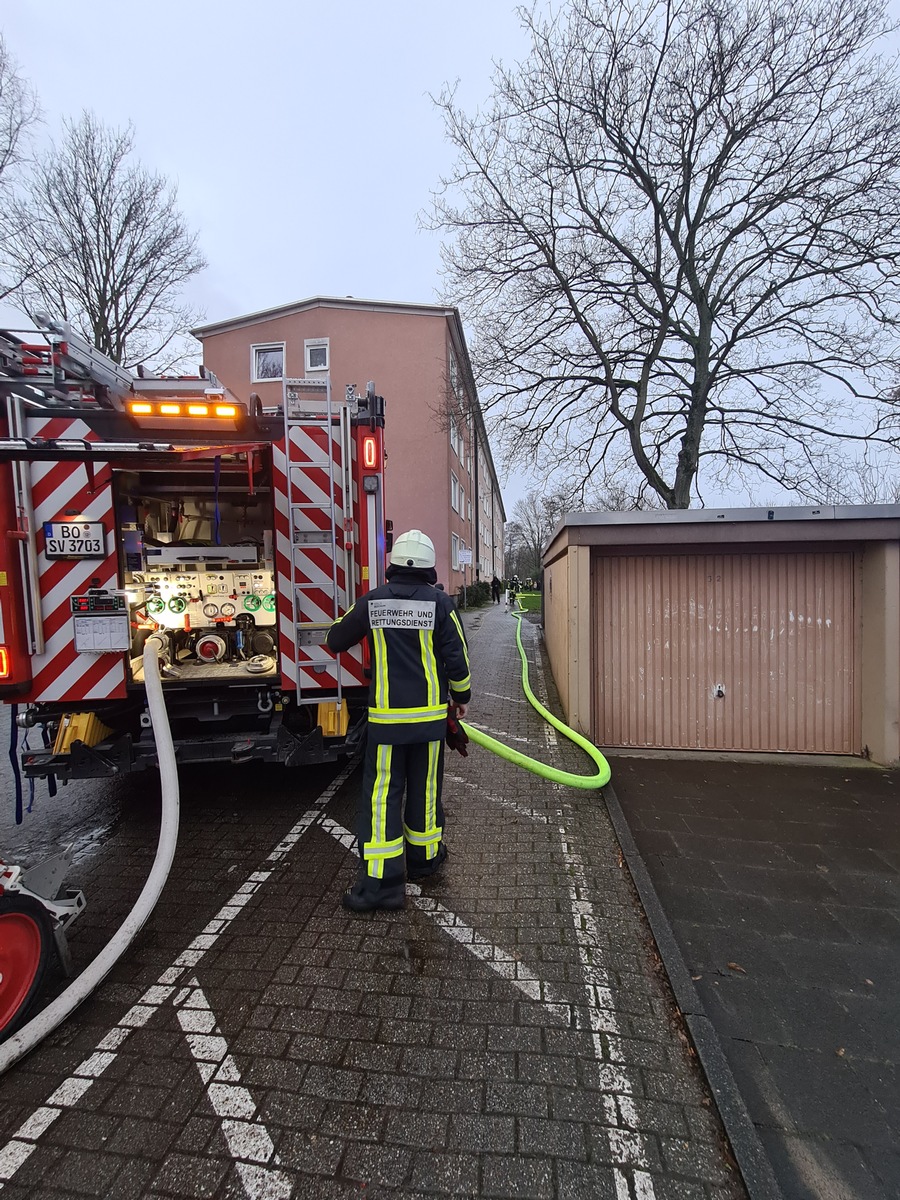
0, 895, 53, 1043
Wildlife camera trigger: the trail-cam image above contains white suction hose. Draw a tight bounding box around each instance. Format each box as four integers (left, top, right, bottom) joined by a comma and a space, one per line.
0, 640, 180, 1074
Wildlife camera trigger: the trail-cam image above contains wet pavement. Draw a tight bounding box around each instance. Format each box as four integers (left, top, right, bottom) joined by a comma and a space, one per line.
0, 604, 745, 1199
609, 754, 900, 1200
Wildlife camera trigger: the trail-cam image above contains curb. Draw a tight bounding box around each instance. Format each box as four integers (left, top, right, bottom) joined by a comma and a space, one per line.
603, 781, 784, 1200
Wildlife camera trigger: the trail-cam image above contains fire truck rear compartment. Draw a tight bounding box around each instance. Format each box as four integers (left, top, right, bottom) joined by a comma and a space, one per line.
17, 456, 345, 777
116, 459, 280, 688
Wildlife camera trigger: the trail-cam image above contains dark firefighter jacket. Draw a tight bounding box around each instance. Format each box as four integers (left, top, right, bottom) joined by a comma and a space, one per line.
326, 567, 472, 744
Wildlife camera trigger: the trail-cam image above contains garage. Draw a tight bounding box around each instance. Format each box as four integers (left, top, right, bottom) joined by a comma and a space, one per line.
542, 507, 900, 764
593, 549, 856, 753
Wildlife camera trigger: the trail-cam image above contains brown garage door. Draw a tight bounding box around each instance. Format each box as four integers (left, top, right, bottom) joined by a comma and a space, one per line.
593, 551, 859, 753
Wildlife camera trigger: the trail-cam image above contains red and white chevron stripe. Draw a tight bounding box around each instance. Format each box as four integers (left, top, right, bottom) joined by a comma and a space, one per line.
273, 421, 368, 695
21, 417, 126, 703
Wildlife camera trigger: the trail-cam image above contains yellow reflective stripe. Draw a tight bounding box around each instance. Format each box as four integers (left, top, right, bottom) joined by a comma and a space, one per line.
449, 674, 471, 691
449, 610, 470, 674
372, 628, 389, 709
363, 836, 405, 858
369, 704, 448, 724
367, 743, 392, 877
419, 630, 439, 707
403, 824, 442, 847
426, 740, 441, 857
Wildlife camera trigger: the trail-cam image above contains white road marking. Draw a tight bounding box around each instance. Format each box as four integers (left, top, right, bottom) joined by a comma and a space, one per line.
319, 816, 573, 1014
444, 772, 551, 824
0, 763, 356, 1196
175, 979, 292, 1199
470, 722, 531, 744
528, 628, 658, 1198
482, 691, 528, 705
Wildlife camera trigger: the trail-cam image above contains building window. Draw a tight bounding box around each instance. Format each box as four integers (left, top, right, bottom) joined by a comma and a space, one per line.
459, 487, 465, 516
251, 343, 284, 382
449, 414, 459, 456
451, 473, 460, 513
449, 348, 460, 397
452, 533, 459, 570
305, 338, 329, 372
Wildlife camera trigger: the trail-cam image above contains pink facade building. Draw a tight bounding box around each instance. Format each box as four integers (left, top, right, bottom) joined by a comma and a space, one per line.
193, 297, 505, 593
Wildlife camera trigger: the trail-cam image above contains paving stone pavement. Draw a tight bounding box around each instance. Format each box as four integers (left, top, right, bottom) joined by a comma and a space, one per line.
610, 753, 900, 1200
0, 602, 746, 1199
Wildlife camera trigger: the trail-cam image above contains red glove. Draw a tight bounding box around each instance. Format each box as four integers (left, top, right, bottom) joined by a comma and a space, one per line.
446, 707, 469, 756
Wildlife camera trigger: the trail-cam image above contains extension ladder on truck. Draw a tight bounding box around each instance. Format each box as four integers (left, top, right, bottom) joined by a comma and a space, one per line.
280, 377, 356, 721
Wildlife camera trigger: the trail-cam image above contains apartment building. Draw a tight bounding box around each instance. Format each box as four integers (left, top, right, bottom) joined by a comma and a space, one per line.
192, 297, 505, 592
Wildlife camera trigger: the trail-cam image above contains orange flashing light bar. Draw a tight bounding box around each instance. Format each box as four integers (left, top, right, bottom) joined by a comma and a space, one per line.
362, 434, 379, 469
127, 399, 242, 421
0, 646, 10, 679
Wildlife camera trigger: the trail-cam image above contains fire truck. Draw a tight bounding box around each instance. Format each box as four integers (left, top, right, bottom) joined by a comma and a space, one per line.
0, 319, 387, 789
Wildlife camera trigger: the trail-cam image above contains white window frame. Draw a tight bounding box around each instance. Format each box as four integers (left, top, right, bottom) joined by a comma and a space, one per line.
451, 533, 460, 570
304, 338, 329, 373
251, 342, 285, 383
451, 472, 460, 513
459, 486, 465, 516
449, 414, 459, 457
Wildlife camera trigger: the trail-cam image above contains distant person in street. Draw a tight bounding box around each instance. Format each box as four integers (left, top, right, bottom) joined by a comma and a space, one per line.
491, 575, 501, 604
326, 529, 472, 912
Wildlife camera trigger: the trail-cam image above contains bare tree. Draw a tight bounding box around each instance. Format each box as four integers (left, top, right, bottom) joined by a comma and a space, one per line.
0, 35, 40, 301
583, 479, 664, 512
432, 0, 900, 509
3, 111, 205, 367
506, 489, 569, 579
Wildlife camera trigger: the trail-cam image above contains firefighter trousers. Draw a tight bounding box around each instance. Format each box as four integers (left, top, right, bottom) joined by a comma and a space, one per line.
355, 736, 446, 893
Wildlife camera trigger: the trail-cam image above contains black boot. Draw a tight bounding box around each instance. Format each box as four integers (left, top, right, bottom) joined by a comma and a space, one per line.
407, 842, 448, 881
342, 880, 406, 912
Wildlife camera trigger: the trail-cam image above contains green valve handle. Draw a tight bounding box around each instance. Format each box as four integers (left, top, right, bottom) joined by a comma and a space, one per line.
460, 610, 610, 790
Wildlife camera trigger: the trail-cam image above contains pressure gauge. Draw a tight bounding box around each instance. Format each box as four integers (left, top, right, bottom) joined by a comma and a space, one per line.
262, 594, 276, 612
168, 596, 186, 614
202, 602, 219, 619
220, 602, 236, 618
243, 594, 261, 612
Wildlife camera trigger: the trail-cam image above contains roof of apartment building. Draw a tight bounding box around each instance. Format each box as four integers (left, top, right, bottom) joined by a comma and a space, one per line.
191, 295, 463, 339
192, 296, 507, 525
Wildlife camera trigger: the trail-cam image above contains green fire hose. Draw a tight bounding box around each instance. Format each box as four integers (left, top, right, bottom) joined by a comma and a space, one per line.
460, 610, 611, 789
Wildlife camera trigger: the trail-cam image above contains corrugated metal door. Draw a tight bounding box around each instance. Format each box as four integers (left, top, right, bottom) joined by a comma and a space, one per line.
593, 552, 859, 753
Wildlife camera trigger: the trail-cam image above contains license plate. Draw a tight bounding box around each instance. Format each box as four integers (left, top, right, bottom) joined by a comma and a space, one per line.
44, 521, 106, 559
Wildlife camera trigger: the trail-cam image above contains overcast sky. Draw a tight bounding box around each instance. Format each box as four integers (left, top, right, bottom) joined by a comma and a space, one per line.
1, 0, 539, 504
4, 2, 900, 511
2, 0, 531, 325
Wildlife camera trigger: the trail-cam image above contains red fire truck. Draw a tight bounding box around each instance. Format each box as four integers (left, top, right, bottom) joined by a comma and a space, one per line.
0, 320, 387, 787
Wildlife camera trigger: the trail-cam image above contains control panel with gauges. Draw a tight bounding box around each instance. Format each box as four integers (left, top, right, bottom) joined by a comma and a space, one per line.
136, 568, 276, 630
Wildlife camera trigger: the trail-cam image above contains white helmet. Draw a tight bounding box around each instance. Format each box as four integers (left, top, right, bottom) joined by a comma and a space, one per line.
390, 529, 435, 569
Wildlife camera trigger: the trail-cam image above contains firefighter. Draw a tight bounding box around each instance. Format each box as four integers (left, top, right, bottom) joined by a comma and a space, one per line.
326, 529, 472, 912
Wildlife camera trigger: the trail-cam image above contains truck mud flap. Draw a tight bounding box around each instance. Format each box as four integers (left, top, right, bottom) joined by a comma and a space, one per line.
276, 724, 338, 767
22, 735, 135, 781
